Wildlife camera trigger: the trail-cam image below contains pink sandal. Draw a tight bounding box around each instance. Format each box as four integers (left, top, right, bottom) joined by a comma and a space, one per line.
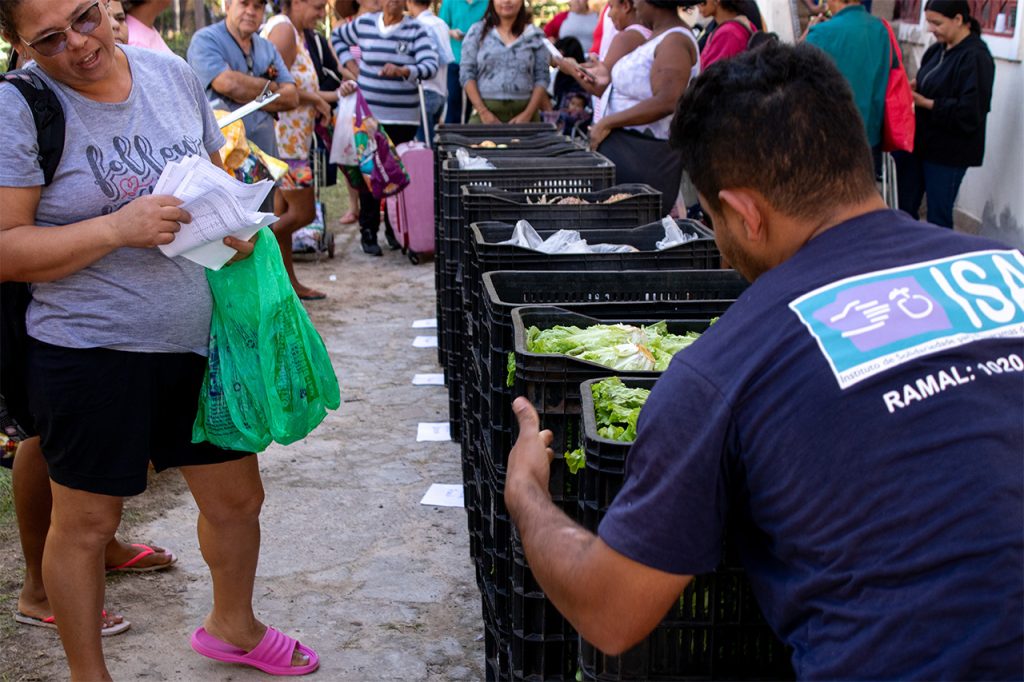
191, 626, 319, 676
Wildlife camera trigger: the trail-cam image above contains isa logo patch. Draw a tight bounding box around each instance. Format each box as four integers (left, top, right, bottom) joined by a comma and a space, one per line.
789, 249, 1024, 389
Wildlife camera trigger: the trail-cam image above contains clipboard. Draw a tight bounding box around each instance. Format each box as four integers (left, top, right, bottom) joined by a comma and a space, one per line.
217, 92, 280, 129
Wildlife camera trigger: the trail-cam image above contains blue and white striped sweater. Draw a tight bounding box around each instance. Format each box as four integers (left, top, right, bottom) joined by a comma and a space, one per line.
332, 14, 438, 125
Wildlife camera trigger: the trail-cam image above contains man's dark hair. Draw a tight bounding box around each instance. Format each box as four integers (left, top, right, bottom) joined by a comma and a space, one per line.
670, 43, 876, 219
410, 0, 432, 6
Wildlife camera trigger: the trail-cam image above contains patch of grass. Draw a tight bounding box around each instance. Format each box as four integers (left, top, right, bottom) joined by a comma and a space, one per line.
0, 467, 13, 526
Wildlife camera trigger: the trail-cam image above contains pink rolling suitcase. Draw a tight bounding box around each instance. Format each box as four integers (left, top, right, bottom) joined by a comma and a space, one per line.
386, 85, 435, 264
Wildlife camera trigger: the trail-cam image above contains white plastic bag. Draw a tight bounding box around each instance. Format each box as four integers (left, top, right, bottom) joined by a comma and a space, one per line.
499, 220, 636, 254
330, 93, 360, 166
456, 148, 496, 170
656, 217, 698, 250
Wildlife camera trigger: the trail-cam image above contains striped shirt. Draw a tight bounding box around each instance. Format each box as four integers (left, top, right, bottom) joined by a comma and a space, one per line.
332, 13, 439, 124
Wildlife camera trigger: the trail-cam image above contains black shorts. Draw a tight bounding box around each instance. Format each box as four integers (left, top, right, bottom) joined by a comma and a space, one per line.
27, 339, 252, 497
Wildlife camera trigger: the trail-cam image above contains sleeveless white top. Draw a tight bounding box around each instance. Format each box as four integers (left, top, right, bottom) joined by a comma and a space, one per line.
593, 23, 653, 123
607, 26, 699, 140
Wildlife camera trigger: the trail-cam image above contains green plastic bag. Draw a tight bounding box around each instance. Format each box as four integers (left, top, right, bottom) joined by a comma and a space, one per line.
192, 229, 341, 452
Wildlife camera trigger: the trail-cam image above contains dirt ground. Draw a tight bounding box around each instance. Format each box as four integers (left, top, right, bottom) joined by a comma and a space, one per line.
0, 191, 485, 680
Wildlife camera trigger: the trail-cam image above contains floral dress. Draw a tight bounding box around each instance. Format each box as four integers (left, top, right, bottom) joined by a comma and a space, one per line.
261, 14, 317, 162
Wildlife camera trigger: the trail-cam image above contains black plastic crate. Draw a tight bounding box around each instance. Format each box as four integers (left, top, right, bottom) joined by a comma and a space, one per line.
483, 586, 512, 681
513, 308, 712, 459
432, 127, 573, 365
507, 535, 579, 681
438, 155, 616, 440
437, 131, 570, 146
576, 377, 793, 681
460, 224, 722, 480
465, 219, 718, 356
463, 447, 482, 564
436, 122, 557, 140
476, 271, 746, 476
439, 153, 614, 267
462, 184, 663, 232
479, 463, 512, 637
433, 141, 580, 234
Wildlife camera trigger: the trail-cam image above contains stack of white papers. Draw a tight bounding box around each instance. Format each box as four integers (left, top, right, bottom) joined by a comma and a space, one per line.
155, 155, 278, 270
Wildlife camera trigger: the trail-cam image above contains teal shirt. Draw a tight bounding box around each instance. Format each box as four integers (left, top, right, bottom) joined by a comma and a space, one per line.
806, 5, 891, 147
439, 0, 488, 64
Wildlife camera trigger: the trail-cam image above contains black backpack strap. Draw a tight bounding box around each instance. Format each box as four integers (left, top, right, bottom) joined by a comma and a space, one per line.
1, 69, 66, 187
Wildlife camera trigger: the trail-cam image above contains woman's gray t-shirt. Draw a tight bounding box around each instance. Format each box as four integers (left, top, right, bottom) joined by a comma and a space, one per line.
0, 46, 226, 355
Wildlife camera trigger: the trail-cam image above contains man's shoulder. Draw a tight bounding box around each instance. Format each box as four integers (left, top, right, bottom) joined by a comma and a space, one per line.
192, 20, 228, 42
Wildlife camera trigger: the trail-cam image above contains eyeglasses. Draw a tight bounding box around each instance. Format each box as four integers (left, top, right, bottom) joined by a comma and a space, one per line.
20, 2, 104, 57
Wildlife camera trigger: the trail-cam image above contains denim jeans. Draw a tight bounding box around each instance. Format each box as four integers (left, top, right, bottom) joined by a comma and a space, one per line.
895, 152, 968, 229
445, 64, 464, 124
416, 89, 446, 145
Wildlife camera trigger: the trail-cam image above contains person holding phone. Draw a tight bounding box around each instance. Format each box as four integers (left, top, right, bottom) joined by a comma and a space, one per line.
895, 0, 994, 229
579, 0, 702, 215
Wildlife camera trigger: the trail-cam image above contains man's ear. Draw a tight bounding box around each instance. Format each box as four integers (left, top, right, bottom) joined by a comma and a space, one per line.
718, 189, 765, 242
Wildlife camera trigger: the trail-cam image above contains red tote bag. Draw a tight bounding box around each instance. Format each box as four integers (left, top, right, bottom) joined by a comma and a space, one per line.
881, 19, 915, 153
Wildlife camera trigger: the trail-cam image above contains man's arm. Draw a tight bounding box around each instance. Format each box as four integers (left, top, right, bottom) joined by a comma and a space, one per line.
209, 71, 299, 111
505, 397, 692, 654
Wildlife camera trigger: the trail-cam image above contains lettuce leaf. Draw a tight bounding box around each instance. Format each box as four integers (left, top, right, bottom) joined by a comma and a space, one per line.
526, 321, 703, 372
568, 377, 653, 473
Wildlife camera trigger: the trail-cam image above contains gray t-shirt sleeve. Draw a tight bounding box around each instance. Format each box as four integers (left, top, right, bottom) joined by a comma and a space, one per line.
187, 28, 230, 91
0, 87, 44, 187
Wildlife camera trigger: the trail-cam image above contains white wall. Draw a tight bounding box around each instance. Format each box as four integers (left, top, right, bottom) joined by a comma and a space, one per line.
895, 20, 1024, 248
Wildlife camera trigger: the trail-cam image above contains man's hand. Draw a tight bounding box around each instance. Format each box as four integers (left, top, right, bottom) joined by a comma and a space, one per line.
339, 80, 358, 97
380, 63, 411, 79
110, 194, 188, 248
223, 232, 258, 265
450, 28, 465, 41
506, 397, 555, 511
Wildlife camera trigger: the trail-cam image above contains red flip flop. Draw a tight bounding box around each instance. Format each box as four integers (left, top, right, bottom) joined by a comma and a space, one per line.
191, 626, 319, 676
106, 543, 177, 573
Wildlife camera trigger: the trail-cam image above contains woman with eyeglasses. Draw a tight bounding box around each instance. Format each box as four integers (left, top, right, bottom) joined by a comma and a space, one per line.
0, 0, 318, 678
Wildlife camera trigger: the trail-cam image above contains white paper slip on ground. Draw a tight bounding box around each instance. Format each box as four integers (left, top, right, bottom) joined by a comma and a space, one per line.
417, 422, 451, 442
420, 484, 464, 508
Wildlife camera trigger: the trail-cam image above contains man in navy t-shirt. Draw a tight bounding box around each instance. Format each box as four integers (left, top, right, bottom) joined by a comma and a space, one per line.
504, 43, 1023, 679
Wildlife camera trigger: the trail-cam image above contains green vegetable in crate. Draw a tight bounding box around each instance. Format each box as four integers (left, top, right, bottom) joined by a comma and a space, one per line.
526, 321, 702, 372
565, 377, 652, 473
